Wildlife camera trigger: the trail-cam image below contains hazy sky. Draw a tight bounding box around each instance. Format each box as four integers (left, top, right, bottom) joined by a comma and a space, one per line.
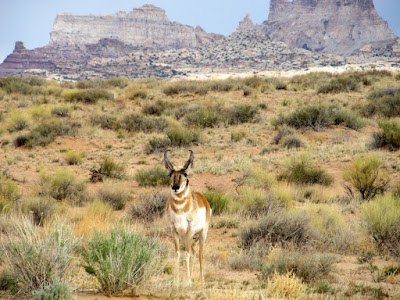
0, 0, 399, 62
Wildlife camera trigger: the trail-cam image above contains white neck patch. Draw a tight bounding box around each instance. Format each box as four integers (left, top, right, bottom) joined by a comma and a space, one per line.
171, 184, 190, 201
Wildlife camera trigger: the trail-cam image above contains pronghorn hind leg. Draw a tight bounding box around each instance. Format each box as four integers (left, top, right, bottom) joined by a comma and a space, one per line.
172, 229, 180, 287
185, 236, 193, 285
190, 242, 195, 279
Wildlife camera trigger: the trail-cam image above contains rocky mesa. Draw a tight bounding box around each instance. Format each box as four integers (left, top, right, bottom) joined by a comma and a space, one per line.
261, 0, 399, 56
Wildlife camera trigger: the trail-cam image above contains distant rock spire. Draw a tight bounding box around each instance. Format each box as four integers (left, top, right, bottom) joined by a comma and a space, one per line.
14, 41, 26, 51
236, 14, 255, 33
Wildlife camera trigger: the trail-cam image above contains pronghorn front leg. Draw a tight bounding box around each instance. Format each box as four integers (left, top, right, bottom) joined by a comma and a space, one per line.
173, 228, 180, 287
185, 233, 194, 285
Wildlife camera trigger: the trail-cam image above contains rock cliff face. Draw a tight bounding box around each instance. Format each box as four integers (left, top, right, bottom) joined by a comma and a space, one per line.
261, 0, 398, 56
236, 14, 255, 33
50, 4, 223, 50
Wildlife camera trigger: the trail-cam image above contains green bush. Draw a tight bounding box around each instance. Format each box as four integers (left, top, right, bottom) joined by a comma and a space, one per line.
281, 136, 303, 149
32, 278, 73, 300
239, 209, 311, 249
142, 100, 169, 116
332, 109, 367, 130
0, 270, 18, 295
0, 76, 46, 95
117, 113, 167, 133
127, 192, 168, 222
2, 219, 79, 295
166, 125, 200, 147
362, 88, 400, 118
260, 248, 337, 282
278, 154, 333, 186
134, 166, 169, 187
317, 76, 359, 93
62, 88, 113, 103
20, 197, 58, 226
203, 190, 231, 215
231, 128, 247, 142
82, 228, 164, 296
97, 156, 125, 179
343, 155, 389, 200
0, 175, 20, 212
236, 187, 277, 217
97, 183, 131, 210
227, 104, 259, 125
371, 119, 400, 151
90, 113, 117, 130
63, 150, 85, 165
362, 194, 400, 257
185, 109, 222, 128
40, 169, 87, 204
271, 125, 295, 145
51, 106, 71, 118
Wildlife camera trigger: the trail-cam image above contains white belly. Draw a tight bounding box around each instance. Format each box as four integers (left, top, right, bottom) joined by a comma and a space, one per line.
170, 207, 206, 236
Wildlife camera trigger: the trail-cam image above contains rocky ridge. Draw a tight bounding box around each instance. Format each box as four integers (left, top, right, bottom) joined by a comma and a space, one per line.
261, 0, 399, 56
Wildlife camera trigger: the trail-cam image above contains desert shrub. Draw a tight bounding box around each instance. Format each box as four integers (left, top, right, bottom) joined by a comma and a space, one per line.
2, 219, 79, 295
0, 270, 18, 295
367, 87, 400, 100
125, 86, 148, 100
82, 228, 164, 296
239, 209, 311, 249
90, 113, 118, 130
97, 183, 131, 210
332, 109, 366, 130
98, 156, 125, 179
25, 119, 78, 147
62, 88, 113, 103
362, 194, 400, 257
32, 278, 73, 300
127, 191, 168, 222
134, 166, 169, 187
145, 135, 171, 154
142, 100, 169, 116
227, 104, 259, 125
278, 154, 333, 186
0, 175, 20, 212
281, 136, 303, 149
242, 168, 274, 190
229, 252, 256, 271
117, 113, 167, 133
317, 76, 359, 93
40, 169, 87, 204
203, 190, 231, 215
231, 128, 247, 142
0, 76, 45, 95
13, 135, 28, 147
166, 103, 203, 119
370, 119, 400, 151
235, 187, 273, 217
265, 271, 306, 299
163, 81, 206, 96
271, 125, 295, 144
8, 111, 30, 132
289, 72, 332, 90
184, 108, 222, 128
260, 248, 337, 282
343, 155, 389, 200
63, 150, 85, 165
362, 89, 400, 118
165, 124, 200, 147
51, 106, 71, 118
105, 77, 129, 89
20, 197, 58, 226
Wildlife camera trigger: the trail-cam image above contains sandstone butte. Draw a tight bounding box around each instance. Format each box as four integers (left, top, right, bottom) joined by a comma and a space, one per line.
261, 0, 399, 56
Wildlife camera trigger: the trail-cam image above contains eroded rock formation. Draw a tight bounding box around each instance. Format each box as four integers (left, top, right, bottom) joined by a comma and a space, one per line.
261, 0, 398, 56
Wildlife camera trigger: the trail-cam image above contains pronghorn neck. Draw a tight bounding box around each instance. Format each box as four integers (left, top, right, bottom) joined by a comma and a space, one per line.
171, 180, 190, 201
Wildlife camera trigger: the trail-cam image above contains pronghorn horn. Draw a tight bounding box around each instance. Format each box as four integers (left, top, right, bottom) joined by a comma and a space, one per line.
164, 150, 174, 171
181, 150, 194, 171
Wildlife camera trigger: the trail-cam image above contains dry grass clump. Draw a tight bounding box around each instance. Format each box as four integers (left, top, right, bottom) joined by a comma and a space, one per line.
126, 191, 168, 222
51, 105, 71, 118
74, 200, 114, 236
231, 128, 247, 142
40, 168, 88, 205
317, 76, 360, 93
271, 125, 295, 145
75, 77, 128, 89
362, 194, 400, 257
234, 187, 272, 217
343, 154, 389, 200
242, 168, 274, 190
134, 166, 170, 187
278, 153, 334, 186
165, 123, 201, 147
273, 104, 365, 131
61, 88, 114, 103
90, 113, 117, 130
82, 228, 165, 296
20, 197, 59, 226
97, 182, 131, 210
2, 218, 79, 296
281, 136, 303, 149
371, 119, 400, 151
0, 175, 20, 212
362, 88, 400, 118
7, 110, 30, 132
227, 104, 259, 125
117, 112, 167, 133
260, 247, 337, 283
185, 108, 222, 128
239, 208, 311, 249
142, 100, 170, 116
266, 271, 307, 299
63, 150, 85, 165
145, 135, 171, 154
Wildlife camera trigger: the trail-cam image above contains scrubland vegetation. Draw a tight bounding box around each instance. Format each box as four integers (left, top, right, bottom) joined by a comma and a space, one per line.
0, 71, 400, 299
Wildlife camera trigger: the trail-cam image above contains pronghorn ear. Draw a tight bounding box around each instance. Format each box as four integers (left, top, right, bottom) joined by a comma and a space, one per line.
181, 150, 194, 171
164, 150, 174, 171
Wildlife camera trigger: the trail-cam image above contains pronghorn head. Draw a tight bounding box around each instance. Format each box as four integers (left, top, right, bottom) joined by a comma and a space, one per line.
164, 150, 194, 193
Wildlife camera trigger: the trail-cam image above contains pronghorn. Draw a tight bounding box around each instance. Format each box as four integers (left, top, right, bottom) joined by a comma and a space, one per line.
164, 150, 212, 285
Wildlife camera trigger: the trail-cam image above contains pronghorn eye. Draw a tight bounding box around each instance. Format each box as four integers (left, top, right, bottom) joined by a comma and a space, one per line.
169, 173, 172, 177
184, 173, 187, 177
